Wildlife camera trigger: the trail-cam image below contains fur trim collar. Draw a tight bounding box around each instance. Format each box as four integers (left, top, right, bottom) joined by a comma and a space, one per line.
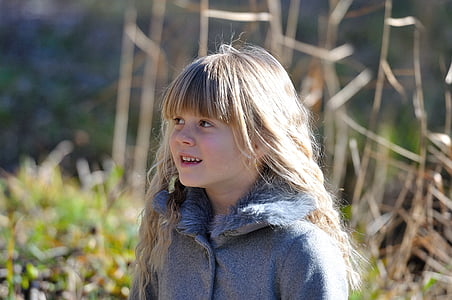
153, 177, 316, 239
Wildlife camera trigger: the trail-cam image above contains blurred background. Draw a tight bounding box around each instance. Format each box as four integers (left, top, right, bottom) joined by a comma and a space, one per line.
1, 0, 451, 299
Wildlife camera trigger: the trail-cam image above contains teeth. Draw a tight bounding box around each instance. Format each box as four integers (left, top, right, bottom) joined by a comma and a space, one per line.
182, 156, 201, 162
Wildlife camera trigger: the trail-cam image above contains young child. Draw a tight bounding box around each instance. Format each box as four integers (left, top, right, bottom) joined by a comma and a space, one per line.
130, 44, 361, 299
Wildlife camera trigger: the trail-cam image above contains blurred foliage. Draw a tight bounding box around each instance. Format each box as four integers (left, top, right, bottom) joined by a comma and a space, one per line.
0, 0, 125, 172
0, 142, 139, 299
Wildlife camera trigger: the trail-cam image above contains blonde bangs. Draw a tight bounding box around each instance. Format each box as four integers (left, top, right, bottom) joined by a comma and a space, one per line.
162, 59, 234, 123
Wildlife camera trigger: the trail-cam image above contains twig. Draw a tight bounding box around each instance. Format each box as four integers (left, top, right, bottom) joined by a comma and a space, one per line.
322, 0, 354, 188
324, 0, 354, 94
267, 0, 283, 58
199, 0, 209, 56
326, 69, 372, 110
283, 36, 353, 61
112, 5, 136, 168
348, 139, 360, 175
132, 0, 167, 198
340, 112, 422, 162
430, 186, 452, 211
446, 60, 452, 85
423, 271, 452, 284
125, 23, 160, 59
392, 15, 427, 280
381, 59, 407, 100
444, 62, 452, 136
204, 9, 271, 22
428, 145, 452, 173
352, 0, 392, 219
284, 0, 301, 64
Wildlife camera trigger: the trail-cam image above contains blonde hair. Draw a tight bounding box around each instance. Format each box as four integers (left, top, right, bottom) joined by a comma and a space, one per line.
133, 45, 361, 299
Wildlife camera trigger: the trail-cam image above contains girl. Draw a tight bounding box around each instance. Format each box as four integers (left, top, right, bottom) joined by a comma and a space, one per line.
130, 44, 361, 299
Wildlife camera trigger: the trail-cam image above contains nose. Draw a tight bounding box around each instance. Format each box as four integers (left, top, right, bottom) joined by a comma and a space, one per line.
175, 125, 195, 146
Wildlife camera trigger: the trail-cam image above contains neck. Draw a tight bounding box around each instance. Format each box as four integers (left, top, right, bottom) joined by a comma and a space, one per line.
205, 174, 258, 215
206, 189, 243, 215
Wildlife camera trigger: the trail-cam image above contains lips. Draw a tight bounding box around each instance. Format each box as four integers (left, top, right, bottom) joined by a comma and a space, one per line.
180, 155, 202, 164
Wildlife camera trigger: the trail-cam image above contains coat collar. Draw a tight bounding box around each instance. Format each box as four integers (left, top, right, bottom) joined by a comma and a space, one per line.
153, 176, 317, 239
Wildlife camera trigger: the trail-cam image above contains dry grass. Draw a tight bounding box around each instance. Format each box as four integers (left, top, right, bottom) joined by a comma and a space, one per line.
112, 0, 451, 298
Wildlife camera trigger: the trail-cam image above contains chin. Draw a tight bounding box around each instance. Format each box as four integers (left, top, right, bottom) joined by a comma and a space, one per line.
178, 178, 202, 188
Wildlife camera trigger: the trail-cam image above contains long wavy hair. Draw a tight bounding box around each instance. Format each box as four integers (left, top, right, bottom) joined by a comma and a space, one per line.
132, 44, 361, 299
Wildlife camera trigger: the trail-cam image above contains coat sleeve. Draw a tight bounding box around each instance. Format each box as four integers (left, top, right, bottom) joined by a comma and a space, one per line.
278, 222, 349, 300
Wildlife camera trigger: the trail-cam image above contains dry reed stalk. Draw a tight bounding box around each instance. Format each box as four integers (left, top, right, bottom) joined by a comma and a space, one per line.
413, 248, 449, 275
424, 271, 452, 286
429, 146, 452, 175
132, 0, 167, 198
282, 37, 353, 61
392, 170, 416, 211
430, 186, 452, 211
266, 0, 283, 59
197, 2, 285, 60
419, 230, 451, 264
329, 117, 349, 187
429, 133, 452, 154
432, 209, 452, 244
366, 211, 392, 243
197, 1, 282, 61
323, 0, 353, 96
326, 69, 372, 187
391, 16, 427, 280
322, 0, 356, 189
326, 69, 372, 111
371, 145, 390, 210
381, 59, 407, 100
444, 72, 451, 137
366, 192, 383, 227
444, 76, 451, 217
340, 112, 421, 162
203, 9, 271, 22
76, 158, 105, 191
125, 24, 160, 59
199, 0, 209, 56
446, 61, 452, 85
243, 0, 260, 37
326, 0, 353, 44
351, 0, 392, 217
112, 5, 136, 168
348, 138, 360, 175
284, 0, 301, 65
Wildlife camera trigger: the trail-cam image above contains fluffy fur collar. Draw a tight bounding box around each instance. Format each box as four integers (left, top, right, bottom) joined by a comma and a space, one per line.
153, 177, 316, 240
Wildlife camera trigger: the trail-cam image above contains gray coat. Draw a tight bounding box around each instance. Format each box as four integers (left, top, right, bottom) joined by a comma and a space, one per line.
134, 178, 348, 299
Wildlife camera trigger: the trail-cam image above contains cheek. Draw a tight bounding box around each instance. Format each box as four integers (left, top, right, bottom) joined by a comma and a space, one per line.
208, 138, 242, 162
168, 133, 178, 159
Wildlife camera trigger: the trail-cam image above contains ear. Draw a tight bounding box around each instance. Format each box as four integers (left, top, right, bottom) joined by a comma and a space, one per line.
242, 140, 265, 169
253, 140, 266, 161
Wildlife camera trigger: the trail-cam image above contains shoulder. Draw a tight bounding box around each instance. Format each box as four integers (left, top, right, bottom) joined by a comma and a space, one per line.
278, 220, 344, 269
286, 220, 340, 252
277, 220, 349, 299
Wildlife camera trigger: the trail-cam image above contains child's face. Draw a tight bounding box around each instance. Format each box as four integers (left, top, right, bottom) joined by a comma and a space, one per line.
169, 112, 258, 199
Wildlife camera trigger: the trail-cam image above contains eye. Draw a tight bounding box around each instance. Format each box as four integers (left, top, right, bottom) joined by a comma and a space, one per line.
199, 120, 213, 128
173, 117, 184, 125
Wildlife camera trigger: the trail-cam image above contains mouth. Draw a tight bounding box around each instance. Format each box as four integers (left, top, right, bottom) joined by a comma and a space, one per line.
180, 155, 202, 165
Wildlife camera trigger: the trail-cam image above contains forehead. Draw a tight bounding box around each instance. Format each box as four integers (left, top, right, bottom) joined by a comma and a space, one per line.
163, 69, 232, 122
172, 109, 214, 119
